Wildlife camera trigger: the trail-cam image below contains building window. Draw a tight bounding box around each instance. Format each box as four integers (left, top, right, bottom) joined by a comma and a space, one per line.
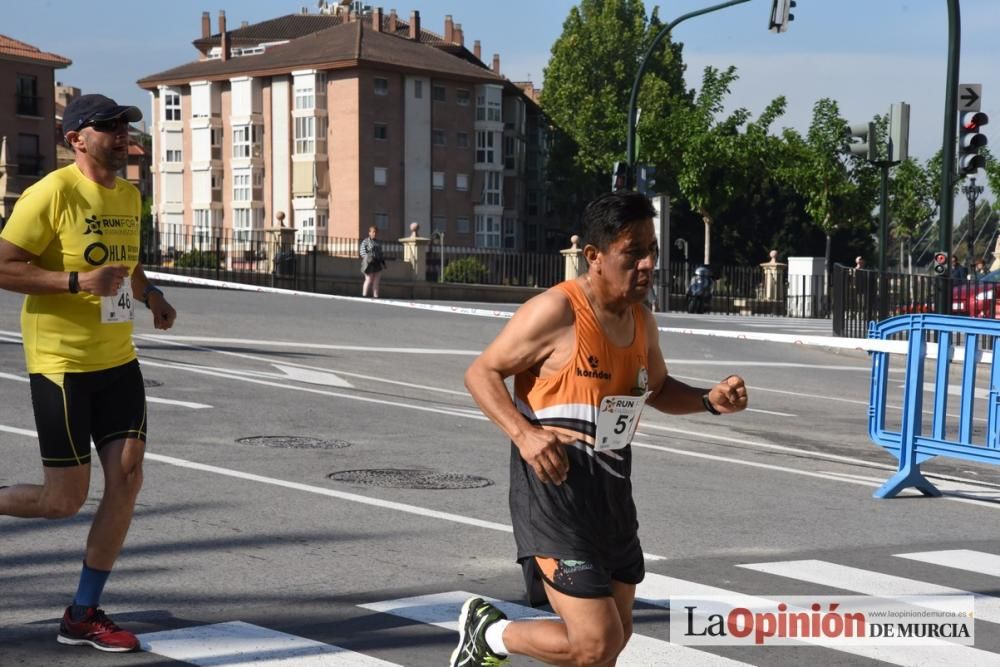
233, 172, 250, 201
294, 80, 314, 110
374, 78, 389, 95
456, 173, 469, 191
528, 189, 539, 216
476, 131, 495, 164
16, 133, 41, 176
476, 95, 501, 122
374, 123, 388, 140
232, 208, 252, 242
374, 167, 387, 186
456, 89, 470, 106
476, 214, 501, 248
233, 125, 251, 158
294, 116, 315, 154
504, 136, 516, 170
456, 216, 470, 234
211, 170, 223, 190
165, 149, 182, 163
432, 85, 446, 102
374, 212, 389, 230
432, 171, 445, 190
483, 171, 502, 206
432, 216, 446, 234
163, 91, 181, 121
432, 129, 446, 146
456, 132, 469, 148
16, 74, 39, 116
414, 80, 423, 99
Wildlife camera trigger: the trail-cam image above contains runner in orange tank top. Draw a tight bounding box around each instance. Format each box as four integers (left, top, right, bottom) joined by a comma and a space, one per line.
452, 191, 748, 667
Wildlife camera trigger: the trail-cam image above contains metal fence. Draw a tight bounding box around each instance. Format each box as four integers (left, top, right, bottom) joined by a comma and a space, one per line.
830, 263, 1000, 339
658, 262, 829, 318
425, 243, 563, 287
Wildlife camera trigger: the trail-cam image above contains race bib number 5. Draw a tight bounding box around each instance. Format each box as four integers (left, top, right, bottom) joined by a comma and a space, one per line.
101, 282, 134, 324
594, 392, 652, 451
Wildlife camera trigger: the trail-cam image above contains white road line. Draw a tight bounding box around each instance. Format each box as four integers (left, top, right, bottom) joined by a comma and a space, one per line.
1, 423, 672, 561
139, 621, 398, 665
895, 550, 1000, 577
361, 590, 749, 667
638, 572, 998, 666
136, 333, 480, 356
736, 560, 1000, 625
0, 370, 212, 409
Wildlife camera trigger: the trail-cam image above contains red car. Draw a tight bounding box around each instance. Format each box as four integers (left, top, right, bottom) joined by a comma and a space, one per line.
951, 270, 1000, 317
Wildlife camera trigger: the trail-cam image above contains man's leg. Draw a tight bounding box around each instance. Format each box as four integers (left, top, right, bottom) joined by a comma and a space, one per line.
503, 580, 625, 666
362, 272, 373, 296
85, 438, 145, 570
372, 271, 382, 298
0, 465, 91, 519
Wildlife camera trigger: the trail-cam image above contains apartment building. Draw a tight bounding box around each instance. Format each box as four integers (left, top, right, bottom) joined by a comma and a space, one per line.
0, 35, 70, 223
136, 5, 554, 251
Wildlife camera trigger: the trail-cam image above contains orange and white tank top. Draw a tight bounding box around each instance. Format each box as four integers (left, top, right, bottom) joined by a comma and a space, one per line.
514, 280, 650, 452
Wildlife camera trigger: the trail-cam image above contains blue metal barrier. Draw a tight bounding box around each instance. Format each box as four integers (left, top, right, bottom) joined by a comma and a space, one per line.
868, 314, 1000, 498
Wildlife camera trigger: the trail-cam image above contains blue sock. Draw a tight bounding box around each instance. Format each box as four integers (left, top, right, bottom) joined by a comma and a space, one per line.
71, 561, 111, 620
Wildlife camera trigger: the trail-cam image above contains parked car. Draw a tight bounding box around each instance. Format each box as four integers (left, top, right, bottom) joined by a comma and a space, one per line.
951, 269, 1000, 317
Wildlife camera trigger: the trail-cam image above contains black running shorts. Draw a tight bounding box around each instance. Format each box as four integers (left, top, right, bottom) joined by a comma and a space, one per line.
29, 359, 147, 468
526, 546, 645, 600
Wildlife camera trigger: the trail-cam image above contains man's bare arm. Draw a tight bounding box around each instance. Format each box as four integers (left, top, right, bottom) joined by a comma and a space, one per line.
0, 239, 126, 296
465, 289, 577, 484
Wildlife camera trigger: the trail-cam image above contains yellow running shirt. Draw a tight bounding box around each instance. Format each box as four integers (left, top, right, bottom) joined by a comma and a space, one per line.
1, 164, 141, 373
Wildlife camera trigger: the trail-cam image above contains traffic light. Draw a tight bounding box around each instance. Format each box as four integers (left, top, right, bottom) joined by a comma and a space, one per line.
636, 164, 657, 195
959, 111, 989, 176
846, 122, 877, 161
611, 161, 629, 191
769, 0, 796, 33
933, 251, 949, 275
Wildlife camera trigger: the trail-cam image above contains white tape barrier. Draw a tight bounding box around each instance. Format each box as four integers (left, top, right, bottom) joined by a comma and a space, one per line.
145, 272, 988, 361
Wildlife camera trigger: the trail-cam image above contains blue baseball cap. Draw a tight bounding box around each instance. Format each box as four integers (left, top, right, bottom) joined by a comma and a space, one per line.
63, 94, 142, 135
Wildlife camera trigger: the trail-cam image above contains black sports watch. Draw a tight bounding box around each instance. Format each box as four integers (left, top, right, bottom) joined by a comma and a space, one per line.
68, 271, 80, 294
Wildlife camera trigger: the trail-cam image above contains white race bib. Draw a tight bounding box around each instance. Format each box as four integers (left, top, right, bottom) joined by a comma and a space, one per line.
594, 392, 652, 451
101, 283, 134, 324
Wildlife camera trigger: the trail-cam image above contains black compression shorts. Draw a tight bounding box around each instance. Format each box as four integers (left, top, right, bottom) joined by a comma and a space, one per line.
29, 359, 147, 468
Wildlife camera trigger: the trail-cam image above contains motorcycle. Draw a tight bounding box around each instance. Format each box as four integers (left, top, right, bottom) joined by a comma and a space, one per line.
686, 266, 714, 314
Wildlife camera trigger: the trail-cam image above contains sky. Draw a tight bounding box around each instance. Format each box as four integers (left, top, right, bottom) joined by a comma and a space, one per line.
5, 0, 998, 168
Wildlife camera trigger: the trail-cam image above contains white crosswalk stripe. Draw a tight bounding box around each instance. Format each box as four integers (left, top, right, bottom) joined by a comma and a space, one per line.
139, 621, 399, 665
360, 589, 750, 666
123, 552, 1000, 665
737, 559, 1000, 625
896, 549, 1000, 577
638, 572, 998, 666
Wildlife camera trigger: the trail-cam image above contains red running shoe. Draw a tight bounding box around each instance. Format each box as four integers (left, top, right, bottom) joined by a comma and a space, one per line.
57, 606, 139, 652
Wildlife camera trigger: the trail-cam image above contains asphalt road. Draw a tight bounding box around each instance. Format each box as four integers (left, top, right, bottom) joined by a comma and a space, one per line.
2, 285, 999, 666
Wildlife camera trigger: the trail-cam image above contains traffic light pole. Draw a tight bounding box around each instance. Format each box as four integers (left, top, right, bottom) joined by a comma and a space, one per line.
625, 0, 752, 185
938, 0, 961, 282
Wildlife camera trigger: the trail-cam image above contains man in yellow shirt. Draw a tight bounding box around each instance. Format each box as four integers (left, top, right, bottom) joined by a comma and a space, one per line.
0, 93, 176, 653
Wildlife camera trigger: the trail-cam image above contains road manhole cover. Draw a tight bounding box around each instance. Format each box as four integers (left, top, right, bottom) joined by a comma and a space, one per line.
327, 469, 493, 490
236, 436, 352, 450
143, 378, 163, 388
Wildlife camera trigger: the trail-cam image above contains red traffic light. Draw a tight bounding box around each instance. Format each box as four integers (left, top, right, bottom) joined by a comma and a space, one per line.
962, 111, 989, 132
933, 252, 949, 275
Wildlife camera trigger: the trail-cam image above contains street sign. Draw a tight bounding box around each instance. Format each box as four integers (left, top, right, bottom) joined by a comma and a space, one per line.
959, 83, 982, 112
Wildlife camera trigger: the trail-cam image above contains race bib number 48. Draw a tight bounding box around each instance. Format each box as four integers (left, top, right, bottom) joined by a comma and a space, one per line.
101, 283, 134, 324
594, 392, 652, 451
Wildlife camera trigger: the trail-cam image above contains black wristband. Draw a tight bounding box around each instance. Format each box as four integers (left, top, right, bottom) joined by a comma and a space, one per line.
142, 284, 163, 308
702, 394, 721, 415
68, 271, 79, 294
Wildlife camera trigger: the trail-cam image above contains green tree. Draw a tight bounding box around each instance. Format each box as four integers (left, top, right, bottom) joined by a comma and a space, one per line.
541, 0, 689, 192
781, 98, 878, 274
662, 65, 786, 264
888, 158, 936, 271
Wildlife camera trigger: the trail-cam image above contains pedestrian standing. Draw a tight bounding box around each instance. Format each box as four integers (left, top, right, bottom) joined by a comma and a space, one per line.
0, 94, 177, 653
360, 225, 385, 298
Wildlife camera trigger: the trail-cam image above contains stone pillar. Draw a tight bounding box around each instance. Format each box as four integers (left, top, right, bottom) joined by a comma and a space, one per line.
398, 221, 430, 282
759, 249, 787, 301
265, 211, 296, 276
561, 235, 586, 281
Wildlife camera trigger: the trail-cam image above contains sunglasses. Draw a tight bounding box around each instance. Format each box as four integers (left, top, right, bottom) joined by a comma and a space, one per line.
81, 117, 129, 133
